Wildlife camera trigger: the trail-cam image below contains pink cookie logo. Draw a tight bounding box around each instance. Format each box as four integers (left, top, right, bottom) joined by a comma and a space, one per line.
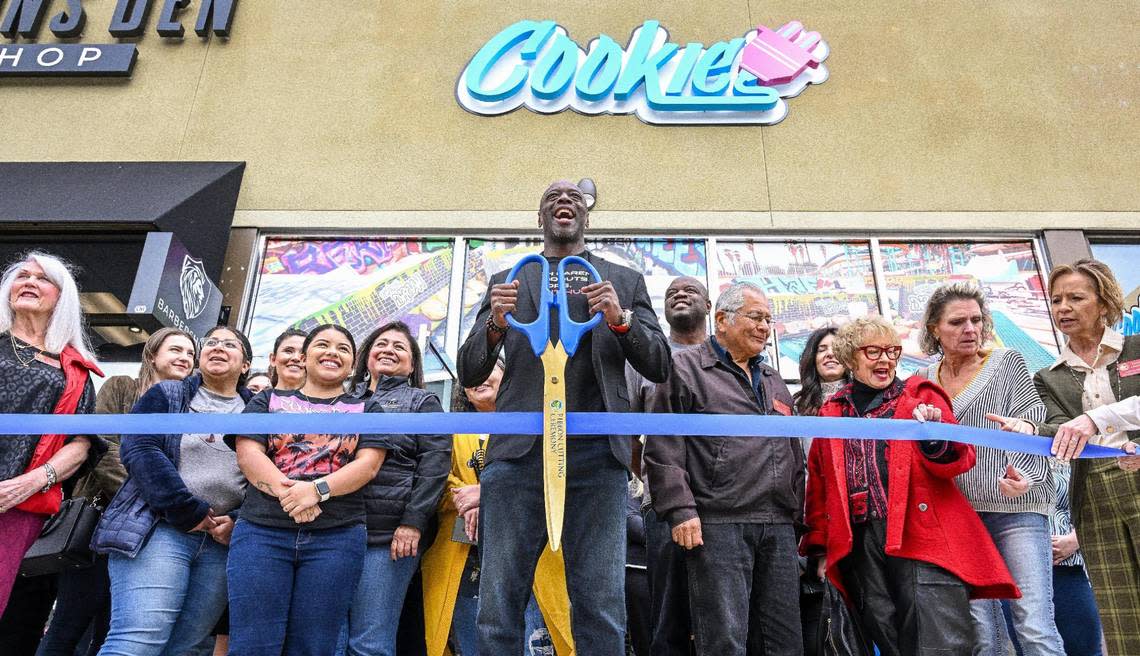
458, 19, 829, 125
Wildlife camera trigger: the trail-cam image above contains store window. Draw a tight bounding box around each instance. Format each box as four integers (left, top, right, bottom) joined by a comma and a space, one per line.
877, 241, 1057, 375
246, 238, 455, 376
1089, 241, 1140, 337
714, 241, 877, 379
459, 238, 709, 342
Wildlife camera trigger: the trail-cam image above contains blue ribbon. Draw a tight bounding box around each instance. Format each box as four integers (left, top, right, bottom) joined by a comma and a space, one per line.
0, 413, 1124, 458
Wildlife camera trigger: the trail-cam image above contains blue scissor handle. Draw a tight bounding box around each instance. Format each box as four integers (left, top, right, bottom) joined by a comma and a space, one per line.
557, 256, 604, 357
504, 254, 553, 356
502, 253, 605, 357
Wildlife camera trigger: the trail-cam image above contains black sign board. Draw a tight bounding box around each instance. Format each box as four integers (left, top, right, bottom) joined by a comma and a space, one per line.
127, 232, 222, 341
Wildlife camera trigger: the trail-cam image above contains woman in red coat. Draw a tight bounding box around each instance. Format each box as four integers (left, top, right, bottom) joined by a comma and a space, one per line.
800, 316, 1018, 656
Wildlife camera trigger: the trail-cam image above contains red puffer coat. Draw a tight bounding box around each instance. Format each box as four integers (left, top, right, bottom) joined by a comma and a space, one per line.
800, 376, 1019, 601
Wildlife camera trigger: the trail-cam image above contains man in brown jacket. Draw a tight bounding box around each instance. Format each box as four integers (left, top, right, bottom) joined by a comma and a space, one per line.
644, 281, 805, 656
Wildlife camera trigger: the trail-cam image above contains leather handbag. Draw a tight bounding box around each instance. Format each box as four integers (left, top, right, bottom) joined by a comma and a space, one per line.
19, 496, 102, 577
816, 582, 868, 656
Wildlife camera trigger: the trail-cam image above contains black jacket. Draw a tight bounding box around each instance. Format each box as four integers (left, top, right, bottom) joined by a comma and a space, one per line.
457, 251, 671, 468
356, 376, 451, 546
644, 339, 805, 528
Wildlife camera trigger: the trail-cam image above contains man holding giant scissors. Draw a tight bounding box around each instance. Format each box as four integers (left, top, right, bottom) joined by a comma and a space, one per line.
458, 180, 670, 655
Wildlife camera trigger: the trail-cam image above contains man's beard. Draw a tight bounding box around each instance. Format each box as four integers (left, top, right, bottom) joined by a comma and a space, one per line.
667, 310, 705, 334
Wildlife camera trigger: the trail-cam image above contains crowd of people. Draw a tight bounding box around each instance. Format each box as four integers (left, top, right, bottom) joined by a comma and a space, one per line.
0, 179, 1137, 656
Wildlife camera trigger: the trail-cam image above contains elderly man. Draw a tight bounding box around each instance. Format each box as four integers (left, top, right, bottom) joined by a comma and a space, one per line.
645, 280, 805, 656
458, 180, 670, 654
627, 275, 710, 656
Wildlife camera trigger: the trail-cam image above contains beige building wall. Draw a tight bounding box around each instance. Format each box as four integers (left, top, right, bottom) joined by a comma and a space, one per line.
2, 0, 1138, 232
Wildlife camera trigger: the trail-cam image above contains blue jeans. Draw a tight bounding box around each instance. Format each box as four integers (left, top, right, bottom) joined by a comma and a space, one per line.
1052, 565, 1102, 656
477, 439, 627, 655
344, 546, 421, 656
523, 594, 554, 655
99, 523, 229, 656
970, 512, 1065, 656
227, 520, 366, 656
453, 593, 480, 656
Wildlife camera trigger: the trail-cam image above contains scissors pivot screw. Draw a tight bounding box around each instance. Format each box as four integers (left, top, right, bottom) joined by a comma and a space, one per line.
551, 376, 559, 384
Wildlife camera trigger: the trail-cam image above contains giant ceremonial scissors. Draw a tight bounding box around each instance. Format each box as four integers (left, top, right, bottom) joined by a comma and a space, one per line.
504, 253, 604, 551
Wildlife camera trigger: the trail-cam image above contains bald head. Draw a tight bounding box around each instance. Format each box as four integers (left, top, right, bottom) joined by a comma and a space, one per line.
538, 179, 589, 254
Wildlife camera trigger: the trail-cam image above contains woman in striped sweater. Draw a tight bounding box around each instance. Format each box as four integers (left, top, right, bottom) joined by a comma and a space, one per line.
915, 283, 1063, 656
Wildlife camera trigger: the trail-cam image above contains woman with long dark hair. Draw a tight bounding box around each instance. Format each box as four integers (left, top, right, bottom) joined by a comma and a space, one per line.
267, 328, 307, 390
94, 325, 254, 656
226, 324, 388, 655
343, 321, 451, 656
792, 327, 845, 418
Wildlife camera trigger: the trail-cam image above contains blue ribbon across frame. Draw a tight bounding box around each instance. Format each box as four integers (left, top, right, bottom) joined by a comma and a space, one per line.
0, 413, 1124, 458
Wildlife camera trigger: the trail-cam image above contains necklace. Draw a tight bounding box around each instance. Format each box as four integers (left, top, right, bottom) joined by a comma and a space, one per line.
1064, 363, 1122, 409
9, 334, 41, 367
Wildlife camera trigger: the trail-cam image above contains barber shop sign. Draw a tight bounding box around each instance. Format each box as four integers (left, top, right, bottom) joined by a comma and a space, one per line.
457, 19, 829, 125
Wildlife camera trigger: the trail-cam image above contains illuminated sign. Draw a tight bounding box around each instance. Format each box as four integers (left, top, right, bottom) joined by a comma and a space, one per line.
0, 0, 237, 77
457, 19, 828, 125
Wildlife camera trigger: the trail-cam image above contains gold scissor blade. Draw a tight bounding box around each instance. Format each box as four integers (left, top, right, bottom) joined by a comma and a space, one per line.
540, 341, 568, 551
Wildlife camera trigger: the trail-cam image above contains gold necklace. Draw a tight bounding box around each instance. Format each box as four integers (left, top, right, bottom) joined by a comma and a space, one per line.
9, 334, 40, 367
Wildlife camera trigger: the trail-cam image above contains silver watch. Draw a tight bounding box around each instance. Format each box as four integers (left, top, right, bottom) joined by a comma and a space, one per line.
614, 309, 633, 328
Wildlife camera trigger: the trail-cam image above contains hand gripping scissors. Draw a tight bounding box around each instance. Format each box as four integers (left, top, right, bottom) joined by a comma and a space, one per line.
504, 253, 604, 551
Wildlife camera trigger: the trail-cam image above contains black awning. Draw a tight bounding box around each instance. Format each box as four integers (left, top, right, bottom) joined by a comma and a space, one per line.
0, 161, 245, 281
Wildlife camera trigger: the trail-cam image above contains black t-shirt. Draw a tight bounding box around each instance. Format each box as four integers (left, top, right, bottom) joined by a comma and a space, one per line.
544, 254, 604, 414
226, 389, 391, 530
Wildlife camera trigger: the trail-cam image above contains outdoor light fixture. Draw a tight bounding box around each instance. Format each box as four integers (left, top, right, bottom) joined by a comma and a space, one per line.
577, 178, 597, 210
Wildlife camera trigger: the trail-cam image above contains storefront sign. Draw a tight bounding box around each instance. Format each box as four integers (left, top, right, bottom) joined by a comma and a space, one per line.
457, 19, 828, 125
0, 0, 236, 77
127, 232, 223, 341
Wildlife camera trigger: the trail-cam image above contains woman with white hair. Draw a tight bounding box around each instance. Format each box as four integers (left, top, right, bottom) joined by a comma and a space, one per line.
0, 251, 103, 615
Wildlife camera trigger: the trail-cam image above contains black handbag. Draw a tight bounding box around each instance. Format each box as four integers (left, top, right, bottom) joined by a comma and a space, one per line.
19, 496, 101, 577
817, 582, 868, 656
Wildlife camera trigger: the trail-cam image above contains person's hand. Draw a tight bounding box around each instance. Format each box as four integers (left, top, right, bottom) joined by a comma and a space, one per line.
452, 484, 481, 516
208, 515, 235, 546
998, 464, 1030, 498
815, 557, 827, 581
1052, 531, 1079, 565
1118, 441, 1140, 472
489, 281, 520, 330
1052, 414, 1098, 461
985, 413, 1036, 435
391, 525, 422, 560
279, 480, 320, 520
463, 507, 479, 542
912, 404, 942, 423
191, 512, 219, 533
582, 281, 623, 325
671, 517, 703, 550
293, 505, 322, 524
0, 469, 48, 513
254, 477, 294, 499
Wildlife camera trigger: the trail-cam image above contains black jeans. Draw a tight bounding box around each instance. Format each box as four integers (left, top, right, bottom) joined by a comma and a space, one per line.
0, 572, 57, 655
839, 521, 971, 656
643, 507, 694, 656
35, 556, 112, 656
685, 522, 803, 656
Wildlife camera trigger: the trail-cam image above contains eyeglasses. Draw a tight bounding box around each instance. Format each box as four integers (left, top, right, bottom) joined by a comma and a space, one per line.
203, 338, 242, 352
728, 311, 772, 326
856, 345, 902, 361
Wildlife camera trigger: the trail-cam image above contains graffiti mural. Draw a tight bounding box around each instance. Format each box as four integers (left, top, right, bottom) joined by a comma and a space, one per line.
878, 242, 1058, 375
459, 239, 709, 342
715, 241, 878, 378
1089, 242, 1140, 337
247, 239, 454, 375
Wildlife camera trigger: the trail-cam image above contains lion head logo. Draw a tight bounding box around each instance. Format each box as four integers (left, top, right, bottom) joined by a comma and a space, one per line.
179, 255, 210, 320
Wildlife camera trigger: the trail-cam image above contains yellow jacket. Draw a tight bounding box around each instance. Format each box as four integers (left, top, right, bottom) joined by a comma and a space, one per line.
421, 433, 575, 656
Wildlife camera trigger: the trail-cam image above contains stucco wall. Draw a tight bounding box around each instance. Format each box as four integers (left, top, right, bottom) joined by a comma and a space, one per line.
2, 1, 1137, 230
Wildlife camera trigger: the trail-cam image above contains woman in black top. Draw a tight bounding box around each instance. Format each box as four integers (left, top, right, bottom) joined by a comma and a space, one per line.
226, 324, 388, 656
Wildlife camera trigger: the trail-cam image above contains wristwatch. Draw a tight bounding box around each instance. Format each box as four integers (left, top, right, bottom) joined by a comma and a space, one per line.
609, 309, 633, 330
313, 478, 331, 503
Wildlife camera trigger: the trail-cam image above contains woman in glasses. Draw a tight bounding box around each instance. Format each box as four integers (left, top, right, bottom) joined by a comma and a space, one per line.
800, 316, 1017, 656
913, 283, 1062, 655
93, 325, 254, 656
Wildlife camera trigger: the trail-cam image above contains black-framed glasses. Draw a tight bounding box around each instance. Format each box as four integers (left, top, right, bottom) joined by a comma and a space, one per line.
857, 345, 902, 361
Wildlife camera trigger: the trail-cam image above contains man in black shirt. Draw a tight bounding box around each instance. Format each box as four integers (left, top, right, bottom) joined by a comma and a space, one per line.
458, 180, 670, 654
